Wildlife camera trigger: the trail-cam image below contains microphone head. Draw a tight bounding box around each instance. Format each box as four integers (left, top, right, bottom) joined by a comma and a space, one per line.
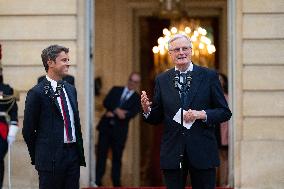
56, 80, 64, 96
173, 71, 180, 88
174, 70, 180, 76
44, 81, 51, 95
186, 72, 192, 87
57, 80, 64, 87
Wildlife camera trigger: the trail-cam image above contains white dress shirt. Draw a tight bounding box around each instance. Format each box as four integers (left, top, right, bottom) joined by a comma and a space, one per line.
46, 76, 76, 143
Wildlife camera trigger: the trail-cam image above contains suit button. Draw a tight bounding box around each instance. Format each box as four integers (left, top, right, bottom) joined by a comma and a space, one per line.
181, 132, 185, 135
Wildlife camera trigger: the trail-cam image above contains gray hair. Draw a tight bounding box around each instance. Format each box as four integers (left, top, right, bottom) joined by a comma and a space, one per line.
168, 34, 192, 50
41, 44, 69, 72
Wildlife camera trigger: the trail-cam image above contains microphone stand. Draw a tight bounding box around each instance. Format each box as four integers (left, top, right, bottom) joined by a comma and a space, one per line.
173, 72, 192, 129
173, 71, 192, 170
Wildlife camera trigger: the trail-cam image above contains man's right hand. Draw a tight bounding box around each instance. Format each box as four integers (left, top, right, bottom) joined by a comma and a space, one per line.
141, 91, 152, 113
105, 111, 115, 118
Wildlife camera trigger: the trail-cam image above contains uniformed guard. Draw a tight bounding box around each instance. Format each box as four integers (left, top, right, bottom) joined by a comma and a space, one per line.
0, 44, 18, 189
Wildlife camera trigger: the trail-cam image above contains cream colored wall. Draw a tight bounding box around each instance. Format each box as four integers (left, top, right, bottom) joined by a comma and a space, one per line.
235, 0, 284, 188
0, 0, 89, 188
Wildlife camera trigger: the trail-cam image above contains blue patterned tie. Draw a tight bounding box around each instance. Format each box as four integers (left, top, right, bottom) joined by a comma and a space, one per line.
120, 90, 130, 106
180, 73, 190, 109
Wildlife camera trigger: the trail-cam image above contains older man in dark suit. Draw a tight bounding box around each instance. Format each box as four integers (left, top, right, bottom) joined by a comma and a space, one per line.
23, 45, 85, 189
141, 34, 232, 189
95, 72, 141, 187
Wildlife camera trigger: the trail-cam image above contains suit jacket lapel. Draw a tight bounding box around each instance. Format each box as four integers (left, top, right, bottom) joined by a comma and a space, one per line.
186, 64, 204, 108
64, 83, 77, 114
42, 78, 62, 112
167, 68, 182, 110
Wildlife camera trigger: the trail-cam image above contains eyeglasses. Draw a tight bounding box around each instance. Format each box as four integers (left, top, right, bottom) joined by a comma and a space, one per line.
169, 46, 191, 53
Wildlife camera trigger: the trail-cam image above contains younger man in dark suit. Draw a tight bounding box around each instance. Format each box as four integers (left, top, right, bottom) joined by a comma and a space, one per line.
23, 45, 86, 189
141, 34, 232, 189
96, 72, 141, 187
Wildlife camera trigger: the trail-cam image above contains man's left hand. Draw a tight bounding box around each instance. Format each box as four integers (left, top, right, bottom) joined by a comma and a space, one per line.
184, 109, 206, 123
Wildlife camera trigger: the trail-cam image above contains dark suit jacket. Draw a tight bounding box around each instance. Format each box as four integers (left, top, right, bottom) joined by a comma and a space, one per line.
144, 65, 232, 170
23, 78, 86, 171
0, 83, 18, 158
97, 86, 140, 144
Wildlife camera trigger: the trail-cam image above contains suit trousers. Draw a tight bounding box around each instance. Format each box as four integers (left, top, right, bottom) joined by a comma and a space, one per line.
38, 144, 80, 189
163, 153, 216, 189
0, 136, 8, 188
96, 122, 126, 187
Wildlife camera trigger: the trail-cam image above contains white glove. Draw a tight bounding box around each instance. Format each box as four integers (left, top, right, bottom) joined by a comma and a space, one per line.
7, 125, 18, 146
7, 136, 16, 146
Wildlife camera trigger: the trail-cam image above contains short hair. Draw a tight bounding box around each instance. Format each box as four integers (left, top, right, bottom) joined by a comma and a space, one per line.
41, 45, 69, 72
128, 71, 140, 80
168, 34, 192, 50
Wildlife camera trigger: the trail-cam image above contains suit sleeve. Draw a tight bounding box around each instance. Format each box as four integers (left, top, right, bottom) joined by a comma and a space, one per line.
73, 88, 86, 166
22, 89, 41, 165
204, 72, 232, 125
103, 87, 116, 111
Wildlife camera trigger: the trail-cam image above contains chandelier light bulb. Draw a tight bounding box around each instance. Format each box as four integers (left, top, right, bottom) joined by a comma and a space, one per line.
170, 27, 178, 34
185, 27, 191, 33
191, 36, 197, 42
163, 28, 171, 36
199, 43, 205, 49
158, 37, 165, 45
152, 46, 159, 54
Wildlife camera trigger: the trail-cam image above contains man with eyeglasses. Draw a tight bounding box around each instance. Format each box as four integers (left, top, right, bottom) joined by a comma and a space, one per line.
95, 72, 141, 187
141, 34, 232, 189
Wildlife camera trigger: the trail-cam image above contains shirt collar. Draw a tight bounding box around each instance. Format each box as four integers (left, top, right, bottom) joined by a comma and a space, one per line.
124, 87, 134, 93
175, 62, 193, 73
46, 75, 59, 91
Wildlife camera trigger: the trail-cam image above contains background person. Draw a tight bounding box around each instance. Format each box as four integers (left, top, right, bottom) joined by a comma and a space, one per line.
95, 72, 141, 187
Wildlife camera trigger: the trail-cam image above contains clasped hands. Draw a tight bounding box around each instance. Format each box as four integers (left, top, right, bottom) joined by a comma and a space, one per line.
141, 91, 206, 122
105, 108, 127, 120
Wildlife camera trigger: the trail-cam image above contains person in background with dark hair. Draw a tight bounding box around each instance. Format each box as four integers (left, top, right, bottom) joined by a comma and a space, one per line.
22, 45, 86, 189
95, 72, 141, 187
216, 72, 229, 186
141, 34, 232, 189
0, 44, 18, 189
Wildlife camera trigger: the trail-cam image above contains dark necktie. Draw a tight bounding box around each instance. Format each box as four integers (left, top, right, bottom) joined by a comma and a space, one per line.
120, 90, 130, 106
59, 91, 73, 142
180, 73, 190, 109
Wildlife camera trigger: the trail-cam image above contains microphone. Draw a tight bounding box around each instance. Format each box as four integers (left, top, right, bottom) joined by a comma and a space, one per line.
44, 81, 51, 95
186, 72, 192, 88
173, 70, 180, 89
55, 80, 64, 97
